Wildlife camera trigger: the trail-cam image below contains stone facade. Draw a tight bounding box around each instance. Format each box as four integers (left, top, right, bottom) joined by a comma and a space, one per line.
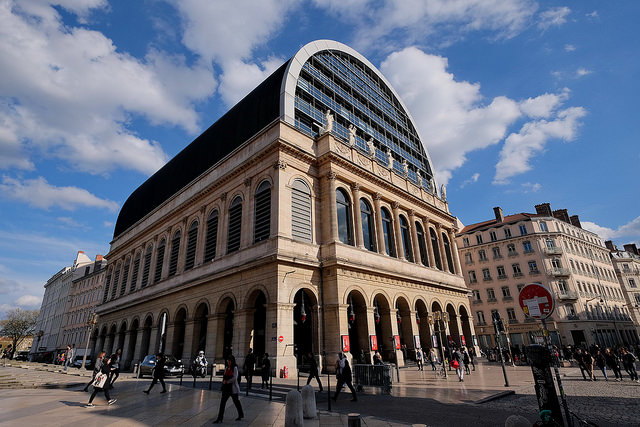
457, 204, 636, 351
607, 242, 640, 342
93, 41, 472, 375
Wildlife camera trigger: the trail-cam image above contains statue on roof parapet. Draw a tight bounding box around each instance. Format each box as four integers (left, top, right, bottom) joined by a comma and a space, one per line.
348, 124, 356, 147
366, 138, 375, 158
323, 110, 334, 134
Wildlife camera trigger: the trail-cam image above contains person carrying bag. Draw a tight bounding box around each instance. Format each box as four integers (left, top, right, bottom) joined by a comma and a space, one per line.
85, 354, 117, 407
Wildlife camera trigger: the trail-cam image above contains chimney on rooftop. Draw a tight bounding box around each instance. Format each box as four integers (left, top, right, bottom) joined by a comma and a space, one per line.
570, 215, 582, 229
553, 209, 570, 224
493, 207, 504, 223
95, 254, 103, 261
623, 244, 639, 255
605, 240, 617, 252
535, 203, 552, 217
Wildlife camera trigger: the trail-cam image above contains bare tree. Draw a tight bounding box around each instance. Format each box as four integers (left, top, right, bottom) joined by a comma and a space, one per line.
0, 308, 39, 355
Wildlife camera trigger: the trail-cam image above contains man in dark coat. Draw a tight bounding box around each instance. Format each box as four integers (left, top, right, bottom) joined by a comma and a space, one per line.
243, 348, 256, 391
306, 352, 323, 391
332, 358, 357, 402
143, 353, 167, 394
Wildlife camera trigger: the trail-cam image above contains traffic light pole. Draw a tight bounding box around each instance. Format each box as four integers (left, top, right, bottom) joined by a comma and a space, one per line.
492, 313, 509, 387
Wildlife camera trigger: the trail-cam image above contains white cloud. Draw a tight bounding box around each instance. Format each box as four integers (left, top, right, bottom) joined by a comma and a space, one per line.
586, 11, 599, 19
0, 176, 119, 212
494, 106, 586, 184
0, 277, 22, 295
173, 0, 297, 106
15, 294, 42, 308
583, 217, 640, 245
538, 6, 571, 30
0, 1, 217, 175
380, 47, 521, 184
576, 68, 592, 77
564, 44, 576, 52
519, 90, 569, 118
521, 182, 541, 193
460, 173, 480, 188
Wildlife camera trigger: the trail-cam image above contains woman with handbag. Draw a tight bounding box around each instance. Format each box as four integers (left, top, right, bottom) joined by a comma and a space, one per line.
213, 355, 244, 423
83, 351, 105, 392
451, 347, 464, 382
86, 354, 117, 407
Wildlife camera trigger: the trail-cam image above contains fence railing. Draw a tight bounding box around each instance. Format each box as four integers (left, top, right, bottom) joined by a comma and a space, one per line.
352, 364, 393, 394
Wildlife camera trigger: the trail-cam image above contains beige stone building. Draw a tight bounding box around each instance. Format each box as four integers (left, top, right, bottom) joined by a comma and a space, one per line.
607, 241, 640, 342
93, 40, 472, 374
457, 203, 635, 351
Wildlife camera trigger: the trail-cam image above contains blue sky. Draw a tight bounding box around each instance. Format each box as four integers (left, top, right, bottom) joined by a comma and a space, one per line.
1, 0, 639, 316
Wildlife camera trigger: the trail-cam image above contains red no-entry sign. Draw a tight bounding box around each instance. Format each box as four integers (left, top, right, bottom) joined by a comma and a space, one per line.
278, 336, 284, 343
518, 283, 555, 320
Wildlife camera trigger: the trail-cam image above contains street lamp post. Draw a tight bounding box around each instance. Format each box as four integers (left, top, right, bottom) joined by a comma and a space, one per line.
428, 311, 449, 378
82, 313, 98, 370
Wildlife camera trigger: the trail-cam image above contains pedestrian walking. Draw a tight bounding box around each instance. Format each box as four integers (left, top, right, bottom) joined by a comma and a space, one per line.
429, 348, 437, 371
332, 356, 357, 402
83, 351, 106, 392
463, 348, 471, 375
582, 350, 596, 381
243, 348, 255, 391
212, 356, 244, 423
415, 348, 423, 371
621, 348, 639, 382
86, 353, 116, 407
604, 348, 623, 381
260, 353, 270, 389
64, 345, 75, 371
574, 348, 588, 380
143, 353, 167, 394
109, 348, 122, 388
595, 350, 608, 381
468, 347, 476, 371
373, 351, 383, 365
452, 347, 464, 382
306, 352, 323, 391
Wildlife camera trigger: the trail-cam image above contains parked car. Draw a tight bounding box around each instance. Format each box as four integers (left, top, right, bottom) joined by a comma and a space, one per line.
72, 355, 92, 369
138, 354, 184, 378
14, 351, 30, 361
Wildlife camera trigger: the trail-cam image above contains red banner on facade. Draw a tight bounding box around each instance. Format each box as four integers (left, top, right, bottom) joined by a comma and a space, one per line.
393, 335, 401, 350
341, 335, 350, 352
370, 335, 378, 351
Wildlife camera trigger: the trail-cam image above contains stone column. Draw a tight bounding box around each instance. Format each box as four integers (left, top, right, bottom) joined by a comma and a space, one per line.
273, 160, 288, 240
408, 310, 419, 351
373, 193, 386, 255
195, 207, 207, 267
392, 202, 405, 260
327, 172, 338, 243
351, 183, 364, 248
163, 322, 175, 355
132, 329, 145, 364
121, 329, 133, 369
437, 223, 449, 273
218, 193, 228, 256
389, 308, 405, 367
276, 303, 297, 378
449, 229, 462, 275
182, 320, 196, 363
409, 211, 421, 265
147, 326, 159, 355
423, 218, 436, 268
104, 334, 114, 356
241, 177, 254, 250
205, 315, 219, 362
233, 308, 252, 365
364, 308, 377, 364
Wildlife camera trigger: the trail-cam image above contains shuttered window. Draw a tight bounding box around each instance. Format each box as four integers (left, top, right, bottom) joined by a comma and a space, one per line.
227, 197, 243, 253
254, 181, 271, 243
130, 253, 140, 292
111, 264, 120, 299
168, 231, 181, 276
103, 269, 112, 303
141, 245, 152, 288
154, 239, 166, 283
291, 179, 312, 242
184, 222, 198, 271
120, 259, 130, 296
204, 210, 219, 261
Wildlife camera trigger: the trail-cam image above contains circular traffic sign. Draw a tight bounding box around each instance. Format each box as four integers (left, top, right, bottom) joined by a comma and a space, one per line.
278, 336, 284, 343
518, 283, 555, 320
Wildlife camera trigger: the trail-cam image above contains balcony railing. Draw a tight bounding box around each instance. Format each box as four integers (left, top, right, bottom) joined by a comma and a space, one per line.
487, 297, 498, 303
472, 299, 483, 304
483, 276, 493, 282
550, 268, 571, 277
498, 274, 508, 280
529, 269, 541, 275
556, 291, 579, 301
513, 272, 524, 278
567, 314, 580, 321
502, 296, 513, 301
544, 247, 563, 255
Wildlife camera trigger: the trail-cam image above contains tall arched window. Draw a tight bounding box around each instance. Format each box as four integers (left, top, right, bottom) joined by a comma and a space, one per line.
399, 215, 413, 262
184, 221, 198, 271
141, 245, 152, 288
111, 262, 121, 300
227, 196, 243, 253
442, 233, 454, 273
381, 207, 396, 257
360, 198, 376, 252
336, 188, 354, 245
154, 239, 166, 283
168, 230, 181, 276
204, 210, 219, 261
430, 228, 442, 270
120, 258, 130, 296
130, 252, 141, 293
291, 179, 312, 242
254, 180, 271, 243
415, 222, 428, 266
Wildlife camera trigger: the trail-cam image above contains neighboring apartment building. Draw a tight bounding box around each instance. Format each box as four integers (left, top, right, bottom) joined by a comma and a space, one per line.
30, 251, 94, 361
93, 40, 472, 374
607, 241, 640, 342
457, 203, 635, 350
59, 255, 107, 358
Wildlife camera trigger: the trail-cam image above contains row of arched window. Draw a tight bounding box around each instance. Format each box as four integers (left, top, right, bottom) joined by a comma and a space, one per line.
334, 187, 455, 273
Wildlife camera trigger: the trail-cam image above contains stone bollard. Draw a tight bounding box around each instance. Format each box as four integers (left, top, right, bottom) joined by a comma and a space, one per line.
348, 413, 361, 427
301, 385, 317, 419
285, 390, 304, 427
504, 415, 530, 427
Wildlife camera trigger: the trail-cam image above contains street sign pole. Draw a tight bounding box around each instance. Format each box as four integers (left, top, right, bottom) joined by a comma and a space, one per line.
541, 318, 573, 427
492, 313, 509, 387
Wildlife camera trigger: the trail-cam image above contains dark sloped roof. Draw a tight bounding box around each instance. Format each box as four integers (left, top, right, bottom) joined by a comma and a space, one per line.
460, 213, 542, 234
113, 61, 290, 239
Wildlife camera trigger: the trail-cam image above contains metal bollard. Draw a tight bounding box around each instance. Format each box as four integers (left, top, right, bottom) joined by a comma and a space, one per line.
269, 371, 273, 401
327, 373, 331, 411
347, 413, 361, 427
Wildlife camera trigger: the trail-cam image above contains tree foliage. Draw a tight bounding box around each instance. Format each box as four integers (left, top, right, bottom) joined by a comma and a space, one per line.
0, 308, 39, 351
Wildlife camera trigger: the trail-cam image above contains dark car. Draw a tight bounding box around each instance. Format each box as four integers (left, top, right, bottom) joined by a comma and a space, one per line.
14, 351, 30, 361
138, 354, 184, 378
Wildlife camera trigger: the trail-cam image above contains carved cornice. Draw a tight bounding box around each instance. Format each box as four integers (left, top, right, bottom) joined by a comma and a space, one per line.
326, 171, 337, 181
273, 160, 287, 170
